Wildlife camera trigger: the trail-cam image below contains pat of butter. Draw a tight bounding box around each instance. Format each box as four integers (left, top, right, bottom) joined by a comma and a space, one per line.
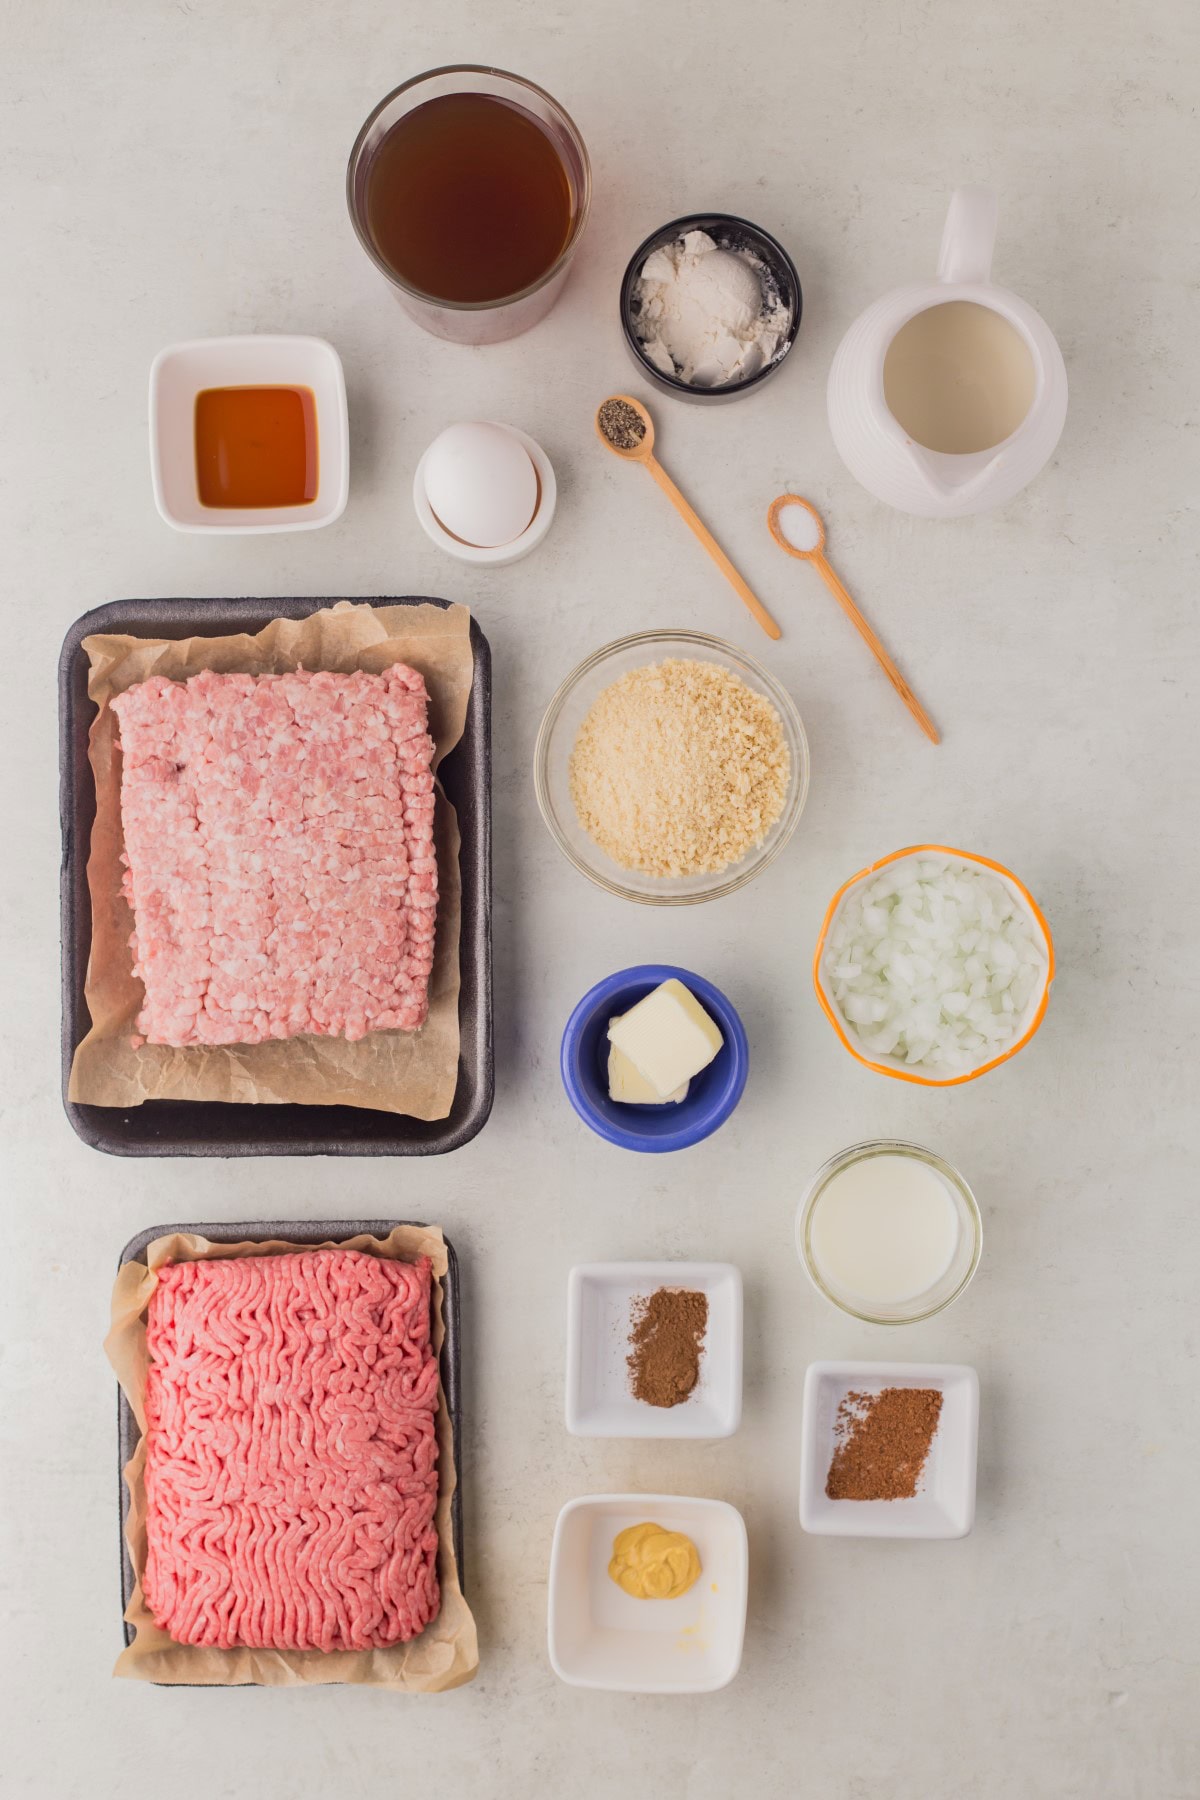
607, 979, 723, 1097
608, 1039, 688, 1105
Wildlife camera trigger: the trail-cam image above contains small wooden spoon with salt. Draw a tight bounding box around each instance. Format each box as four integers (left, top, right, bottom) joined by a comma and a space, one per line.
596, 395, 781, 641
768, 493, 939, 744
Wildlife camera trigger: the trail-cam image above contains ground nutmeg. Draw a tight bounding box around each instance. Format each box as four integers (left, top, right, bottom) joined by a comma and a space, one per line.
627, 1286, 708, 1407
825, 1386, 944, 1501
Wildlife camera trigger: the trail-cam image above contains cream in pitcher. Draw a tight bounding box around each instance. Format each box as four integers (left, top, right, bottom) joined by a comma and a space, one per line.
882, 300, 1036, 456
827, 187, 1068, 517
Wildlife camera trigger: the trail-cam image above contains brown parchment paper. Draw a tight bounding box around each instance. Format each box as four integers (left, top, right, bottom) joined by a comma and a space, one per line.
69, 601, 473, 1116
104, 1224, 478, 1690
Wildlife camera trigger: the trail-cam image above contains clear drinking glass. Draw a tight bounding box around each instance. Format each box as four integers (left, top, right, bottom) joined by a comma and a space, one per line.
346, 66, 591, 345
796, 1140, 983, 1325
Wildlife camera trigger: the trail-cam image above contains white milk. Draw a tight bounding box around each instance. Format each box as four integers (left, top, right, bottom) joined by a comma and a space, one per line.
809, 1153, 960, 1306
883, 300, 1035, 455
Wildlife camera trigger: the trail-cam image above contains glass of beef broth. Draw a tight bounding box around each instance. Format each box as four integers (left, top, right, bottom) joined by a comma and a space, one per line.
347, 67, 591, 344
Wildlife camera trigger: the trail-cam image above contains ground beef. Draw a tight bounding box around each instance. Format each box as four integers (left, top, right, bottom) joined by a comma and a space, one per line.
111, 664, 437, 1047
142, 1251, 441, 1652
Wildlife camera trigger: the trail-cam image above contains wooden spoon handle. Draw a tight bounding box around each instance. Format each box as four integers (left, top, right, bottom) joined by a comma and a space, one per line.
644, 453, 782, 641
811, 550, 940, 744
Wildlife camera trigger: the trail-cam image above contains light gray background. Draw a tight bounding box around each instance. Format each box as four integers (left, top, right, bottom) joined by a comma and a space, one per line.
2, 1, 1197, 1796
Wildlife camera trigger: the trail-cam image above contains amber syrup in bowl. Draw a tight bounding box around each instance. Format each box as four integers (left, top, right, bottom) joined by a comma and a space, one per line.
194, 386, 318, 509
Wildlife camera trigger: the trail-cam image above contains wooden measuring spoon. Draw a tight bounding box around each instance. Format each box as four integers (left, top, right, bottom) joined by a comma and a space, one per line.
596, 396, 781, 641
767, 494, 939, 743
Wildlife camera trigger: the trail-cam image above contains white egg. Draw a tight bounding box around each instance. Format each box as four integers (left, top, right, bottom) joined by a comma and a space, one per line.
422, 422, 538, 549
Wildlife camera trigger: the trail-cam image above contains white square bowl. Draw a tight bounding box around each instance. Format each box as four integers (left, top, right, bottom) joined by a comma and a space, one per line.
547, 1494, 748, 1693
149, 334, 349, 533
799, 1361, 979, 1539
565, 1262, 742, 1438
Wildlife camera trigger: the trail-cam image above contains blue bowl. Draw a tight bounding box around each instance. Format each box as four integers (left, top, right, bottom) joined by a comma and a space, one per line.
560, 964, 749, 1153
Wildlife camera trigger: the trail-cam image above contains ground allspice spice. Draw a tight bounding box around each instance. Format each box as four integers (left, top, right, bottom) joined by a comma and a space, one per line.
825, 1386, 944, 1500
627, 1287, 708, 1407
598, 397, 646, 452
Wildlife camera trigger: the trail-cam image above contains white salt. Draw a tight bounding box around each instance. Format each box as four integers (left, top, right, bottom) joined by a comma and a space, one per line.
776, 501, 823, 553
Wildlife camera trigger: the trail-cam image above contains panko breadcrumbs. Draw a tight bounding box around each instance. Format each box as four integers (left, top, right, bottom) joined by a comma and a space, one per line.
568, 658, 790, 878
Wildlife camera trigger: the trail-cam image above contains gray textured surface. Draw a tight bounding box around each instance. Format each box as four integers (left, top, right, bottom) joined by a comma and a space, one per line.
2, 0, 1198, 1796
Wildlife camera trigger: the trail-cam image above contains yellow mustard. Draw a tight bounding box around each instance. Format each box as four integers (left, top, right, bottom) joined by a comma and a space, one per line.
608, 1522, 702, 1600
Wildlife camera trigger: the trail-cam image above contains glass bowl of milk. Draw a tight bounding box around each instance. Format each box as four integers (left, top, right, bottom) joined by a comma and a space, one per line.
797, 1141, 982, 1325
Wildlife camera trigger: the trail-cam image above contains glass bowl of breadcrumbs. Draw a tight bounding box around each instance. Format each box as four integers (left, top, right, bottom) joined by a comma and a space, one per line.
534, 630, 809, 904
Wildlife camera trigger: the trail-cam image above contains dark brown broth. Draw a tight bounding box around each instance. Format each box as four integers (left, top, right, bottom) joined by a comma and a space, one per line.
364, 93, 572, 304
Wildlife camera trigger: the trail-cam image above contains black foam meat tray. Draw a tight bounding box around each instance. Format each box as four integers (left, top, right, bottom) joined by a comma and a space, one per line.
59, 597, 493, 1156
116, 1219, 466, 1649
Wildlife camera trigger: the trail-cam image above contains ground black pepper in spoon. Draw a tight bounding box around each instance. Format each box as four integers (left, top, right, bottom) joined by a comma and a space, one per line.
597, 396, 647, 452
593, 393, 781, 640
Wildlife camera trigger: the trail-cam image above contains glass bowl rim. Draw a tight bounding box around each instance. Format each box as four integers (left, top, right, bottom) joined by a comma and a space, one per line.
796, 1138, 983, 1325
533, 628, 810, 906
345, 64, 593, 312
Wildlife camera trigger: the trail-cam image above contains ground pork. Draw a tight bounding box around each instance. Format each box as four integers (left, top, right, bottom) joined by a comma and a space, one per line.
110, 664, 437, 1046
142, 1251, 441, 1652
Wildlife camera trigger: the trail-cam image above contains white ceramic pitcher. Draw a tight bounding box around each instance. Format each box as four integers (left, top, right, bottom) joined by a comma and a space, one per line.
827, 188, 1067, 518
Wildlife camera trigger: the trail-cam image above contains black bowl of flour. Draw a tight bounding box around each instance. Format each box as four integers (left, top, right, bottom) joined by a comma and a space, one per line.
619, 211, 801, 403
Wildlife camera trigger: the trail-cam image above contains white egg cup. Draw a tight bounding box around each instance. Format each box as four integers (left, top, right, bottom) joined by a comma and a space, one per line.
412, 423, 556, 566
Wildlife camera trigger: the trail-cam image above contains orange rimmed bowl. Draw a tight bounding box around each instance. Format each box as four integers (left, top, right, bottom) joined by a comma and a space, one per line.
813, 845, 1055, 1087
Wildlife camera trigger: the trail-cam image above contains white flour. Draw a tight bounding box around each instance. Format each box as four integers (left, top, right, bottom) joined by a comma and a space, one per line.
633, 229, 790, 387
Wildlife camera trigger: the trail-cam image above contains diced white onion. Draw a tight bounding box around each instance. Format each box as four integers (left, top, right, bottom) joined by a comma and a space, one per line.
824, 858, 1047, 1072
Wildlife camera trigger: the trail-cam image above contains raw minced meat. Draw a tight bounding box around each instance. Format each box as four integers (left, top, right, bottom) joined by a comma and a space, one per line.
111, 664, 437, 1047
143, 1251, 441, 1652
